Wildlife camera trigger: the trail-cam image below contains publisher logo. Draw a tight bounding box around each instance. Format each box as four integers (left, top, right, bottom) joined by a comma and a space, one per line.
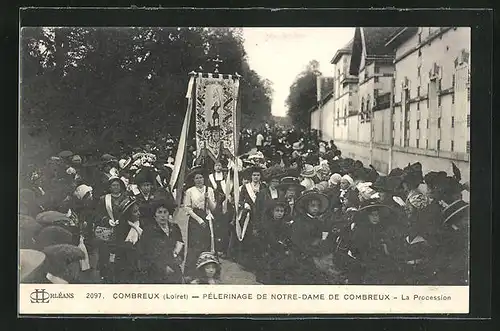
30, 289, 50, 303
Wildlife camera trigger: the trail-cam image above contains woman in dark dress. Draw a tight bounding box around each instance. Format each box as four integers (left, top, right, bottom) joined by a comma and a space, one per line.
95, 177, 129, 283
111, 196, 143, 284
288, 191, 332, 284
236, 166, 264, 270
345, 202, 408, 285
137, 198, 184, 284
183, 166, 216, 281
208, 159, 230, 257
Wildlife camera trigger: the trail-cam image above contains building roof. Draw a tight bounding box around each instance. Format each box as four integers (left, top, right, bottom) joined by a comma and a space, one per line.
349, 27, 402, 76
363, 27, 403, 57
385, 27, 419, 49
330, 39, 354, 64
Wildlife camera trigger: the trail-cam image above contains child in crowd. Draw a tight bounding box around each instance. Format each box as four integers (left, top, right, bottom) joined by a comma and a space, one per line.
259, 199, 294, 284
191, 251, 222, 284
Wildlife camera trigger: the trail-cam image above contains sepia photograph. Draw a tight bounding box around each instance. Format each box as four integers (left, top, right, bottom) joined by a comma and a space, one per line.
18, 19, 472, 314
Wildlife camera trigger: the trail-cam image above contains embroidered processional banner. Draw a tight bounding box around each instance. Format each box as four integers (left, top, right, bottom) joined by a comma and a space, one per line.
195, 73, 240, 161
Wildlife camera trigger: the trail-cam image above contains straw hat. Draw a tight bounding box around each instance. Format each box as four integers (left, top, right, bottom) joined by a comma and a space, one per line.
196, 251, 220, 270
119, 157, 132, 169
292, 141, 304, 151
277, 176, 306, 193
442, 200, 469, 226
300, 164, 317, 178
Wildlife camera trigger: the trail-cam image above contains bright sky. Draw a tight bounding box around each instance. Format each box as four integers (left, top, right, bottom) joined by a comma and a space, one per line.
242, 27, 355, 117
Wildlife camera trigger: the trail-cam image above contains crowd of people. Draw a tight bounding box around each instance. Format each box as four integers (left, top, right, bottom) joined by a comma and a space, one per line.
19, 124, 470, 286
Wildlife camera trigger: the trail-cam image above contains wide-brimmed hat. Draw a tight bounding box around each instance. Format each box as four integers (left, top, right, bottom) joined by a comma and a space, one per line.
356, 182, 376, 201
338, 158, 355, 174
58, 150, 73, 159
108, 176, 127, 191
265, 199, 291, 216
248, 151, 265, 161
440, 176, 465, 200
300, 164, 317, 178
315, 163, 331, 179
20, 249, 46, 283
388, 167, 404, 177
263, 166, 285, 182
35, 225, 74, 250
42, 244, 85, 275
19, 215, 43, 250
352, 203, 401, 224
277, 176, 306, 192
35, 211, 72, 227
242, 165, 263, 179
185, 165, 205, 183
401, 162, 424, 185
423, 171, 447, 189
372, 175, 403, 193
442, 199, 469, 225
314, 181, 330, 192
71, 155, 82, 164
101, 154, 117, 163
134, 167, 157, 185
292, 141, 304, 151
117, 196, 138, 217
341, 174, 354, 186
329, 173, 342, 186
365, 165, 379, 183
148, 196, 176, 216
196, 251, 220, 270
295, 191, 330, 215
354, 160, 364, 169
119, 157, 132, 170
371, 176, 388, 191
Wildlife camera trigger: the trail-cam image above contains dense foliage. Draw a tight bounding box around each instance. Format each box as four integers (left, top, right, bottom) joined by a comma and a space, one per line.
286, 60, 334, 131
20, 27, 273, 173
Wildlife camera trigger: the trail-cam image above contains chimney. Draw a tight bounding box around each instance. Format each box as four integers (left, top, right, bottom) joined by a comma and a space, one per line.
316, 71, 322, 104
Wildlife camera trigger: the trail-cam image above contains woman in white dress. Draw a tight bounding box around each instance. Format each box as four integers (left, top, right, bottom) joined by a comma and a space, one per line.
183, 166, 216, 280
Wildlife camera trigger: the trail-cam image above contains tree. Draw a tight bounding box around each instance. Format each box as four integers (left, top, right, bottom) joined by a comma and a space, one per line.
20, 27, 272, 175
285, 60, 320, 130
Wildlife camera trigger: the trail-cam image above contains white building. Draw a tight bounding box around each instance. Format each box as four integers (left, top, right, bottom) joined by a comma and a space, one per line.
312, 27, 470, 192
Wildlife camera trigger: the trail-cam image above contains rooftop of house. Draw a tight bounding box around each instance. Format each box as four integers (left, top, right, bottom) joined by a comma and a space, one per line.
384, 27, 419, 49
363, 27, 403, 57
349, 27, 402, 76
330, 39, 354, 64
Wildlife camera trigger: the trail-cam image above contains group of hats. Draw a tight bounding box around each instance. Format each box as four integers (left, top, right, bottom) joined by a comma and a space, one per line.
401, 162, 424, 186
20, 209, 86, 283
57, 150, 83, 165
264, 190, 330, 215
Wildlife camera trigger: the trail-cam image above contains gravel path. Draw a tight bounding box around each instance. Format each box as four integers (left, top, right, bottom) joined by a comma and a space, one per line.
173, 208, 260, 285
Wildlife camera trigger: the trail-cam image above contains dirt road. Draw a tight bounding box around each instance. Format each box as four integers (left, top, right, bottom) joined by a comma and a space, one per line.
173, 207, 260, 285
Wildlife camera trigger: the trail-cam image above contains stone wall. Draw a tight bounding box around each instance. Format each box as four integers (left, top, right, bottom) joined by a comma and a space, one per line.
334, 139, 470, 201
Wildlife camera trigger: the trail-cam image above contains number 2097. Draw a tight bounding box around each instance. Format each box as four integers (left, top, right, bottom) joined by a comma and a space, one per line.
86, 293, 102, 299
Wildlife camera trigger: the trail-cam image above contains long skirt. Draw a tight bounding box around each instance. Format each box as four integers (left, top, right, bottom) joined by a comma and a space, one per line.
113, 242, 140, 284
232, 209, 259, 270
184, 209, 212, 279
213, 206, 231, 254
